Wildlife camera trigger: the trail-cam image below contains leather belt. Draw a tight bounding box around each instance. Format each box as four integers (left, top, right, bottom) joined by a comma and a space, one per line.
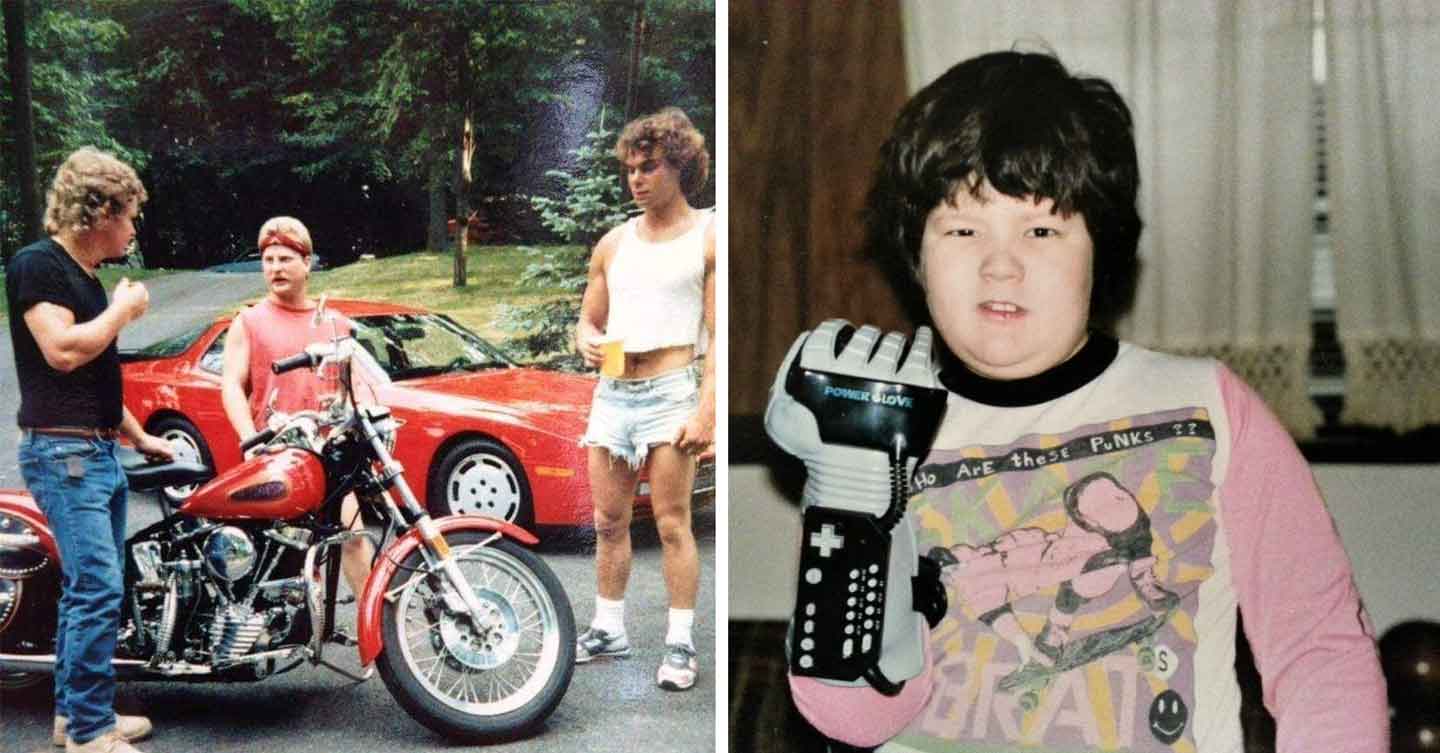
21, 426, 121, 440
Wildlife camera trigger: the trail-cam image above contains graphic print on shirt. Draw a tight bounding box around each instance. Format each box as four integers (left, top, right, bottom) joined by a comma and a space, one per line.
895, 408, 1217, 752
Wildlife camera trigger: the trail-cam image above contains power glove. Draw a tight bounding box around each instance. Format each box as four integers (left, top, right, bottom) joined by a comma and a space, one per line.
764, 319, 948, 696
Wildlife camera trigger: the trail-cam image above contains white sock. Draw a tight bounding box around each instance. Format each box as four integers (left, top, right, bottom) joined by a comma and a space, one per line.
592, 596, 626, 636
665, 608, 695, 649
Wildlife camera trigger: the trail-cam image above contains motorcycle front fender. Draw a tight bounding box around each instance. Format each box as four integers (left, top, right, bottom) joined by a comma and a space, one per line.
357, 515, 540, 666
0, 490, 60, 571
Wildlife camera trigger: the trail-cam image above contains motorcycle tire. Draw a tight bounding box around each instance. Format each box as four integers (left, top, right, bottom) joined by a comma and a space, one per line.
376, 532, 575, 743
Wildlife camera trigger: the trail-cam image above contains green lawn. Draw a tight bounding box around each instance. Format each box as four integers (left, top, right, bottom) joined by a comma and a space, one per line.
310, 245, 584, 344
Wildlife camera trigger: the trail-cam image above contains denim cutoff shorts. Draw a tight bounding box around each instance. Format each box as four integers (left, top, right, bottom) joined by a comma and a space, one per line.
581, 364, 700, 469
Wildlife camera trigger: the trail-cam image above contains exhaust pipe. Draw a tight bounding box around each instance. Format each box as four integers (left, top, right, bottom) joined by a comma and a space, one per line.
0, 653, 147, 675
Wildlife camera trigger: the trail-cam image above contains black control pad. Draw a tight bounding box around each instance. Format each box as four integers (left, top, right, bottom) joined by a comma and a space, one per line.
790, 506, 892, 683
784, 362, 948, 456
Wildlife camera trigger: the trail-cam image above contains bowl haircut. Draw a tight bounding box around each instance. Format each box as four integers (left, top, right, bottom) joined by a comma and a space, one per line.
865, 51, 1143, 333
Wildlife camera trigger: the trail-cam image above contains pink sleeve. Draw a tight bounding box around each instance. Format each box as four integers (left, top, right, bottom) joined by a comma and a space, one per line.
788, 624, 934, 748
1217, 365, 1388, 752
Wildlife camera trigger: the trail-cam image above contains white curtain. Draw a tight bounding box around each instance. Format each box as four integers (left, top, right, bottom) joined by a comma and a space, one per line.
1325, 0, 1440, 433
901, 0, 1321, 436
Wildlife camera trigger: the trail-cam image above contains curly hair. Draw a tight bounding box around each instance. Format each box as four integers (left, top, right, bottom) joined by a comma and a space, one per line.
43, 146, 148, 235
614, 107, 711, 197
865, 51, 1143, 332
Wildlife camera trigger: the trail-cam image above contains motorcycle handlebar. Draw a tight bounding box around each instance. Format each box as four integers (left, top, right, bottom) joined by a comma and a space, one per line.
272, 351, 317, 374
239, 427, 277, 453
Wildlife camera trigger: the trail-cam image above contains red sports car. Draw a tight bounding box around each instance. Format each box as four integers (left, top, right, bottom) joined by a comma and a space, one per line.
120, 299, 714, 532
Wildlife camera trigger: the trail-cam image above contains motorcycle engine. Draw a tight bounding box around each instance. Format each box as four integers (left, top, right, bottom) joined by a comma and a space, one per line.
202, 527, 256, 582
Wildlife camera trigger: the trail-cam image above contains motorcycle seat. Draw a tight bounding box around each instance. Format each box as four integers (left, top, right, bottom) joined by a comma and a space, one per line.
117, 446, 213, 492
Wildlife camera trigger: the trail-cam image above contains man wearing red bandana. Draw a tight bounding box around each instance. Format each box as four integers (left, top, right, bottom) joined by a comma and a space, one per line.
219, 216, 374, 599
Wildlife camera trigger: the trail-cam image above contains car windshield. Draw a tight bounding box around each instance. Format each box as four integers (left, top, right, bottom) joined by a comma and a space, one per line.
350, 313, 515, 381
129, 322, 210, 358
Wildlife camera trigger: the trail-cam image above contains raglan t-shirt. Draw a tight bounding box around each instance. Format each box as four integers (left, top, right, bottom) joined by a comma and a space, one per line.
790, 335, 1387, 753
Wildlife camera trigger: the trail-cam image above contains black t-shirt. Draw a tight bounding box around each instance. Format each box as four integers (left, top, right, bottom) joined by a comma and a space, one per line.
6, 238, 123, 428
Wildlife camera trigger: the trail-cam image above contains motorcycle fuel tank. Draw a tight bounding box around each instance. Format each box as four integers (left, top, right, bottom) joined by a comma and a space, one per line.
181, 448, 328, 521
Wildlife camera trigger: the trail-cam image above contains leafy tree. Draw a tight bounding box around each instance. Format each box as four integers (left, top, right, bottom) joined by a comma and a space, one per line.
255, 0, 605, 286
1, 1, 141, 258
499, 0, 716, 368
499, 124, 629, 367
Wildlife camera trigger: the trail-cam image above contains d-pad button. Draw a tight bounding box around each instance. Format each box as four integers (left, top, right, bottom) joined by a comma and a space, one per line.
809, 523, 845, 558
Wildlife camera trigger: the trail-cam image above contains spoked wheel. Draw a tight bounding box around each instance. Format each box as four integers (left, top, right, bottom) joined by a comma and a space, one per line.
376, 532, 575, 742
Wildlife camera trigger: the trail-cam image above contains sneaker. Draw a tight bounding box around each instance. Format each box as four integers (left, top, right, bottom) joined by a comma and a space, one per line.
656, 642, 698, 691
575, 626, 631, 663
54, 716, 153, 747
65, 729, 147, 753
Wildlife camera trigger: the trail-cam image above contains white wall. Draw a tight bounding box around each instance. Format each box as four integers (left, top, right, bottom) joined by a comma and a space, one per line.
729, 463, 1440, 636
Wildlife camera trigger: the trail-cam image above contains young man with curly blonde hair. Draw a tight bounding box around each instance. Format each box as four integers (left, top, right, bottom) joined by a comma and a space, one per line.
7, 146, 173, 753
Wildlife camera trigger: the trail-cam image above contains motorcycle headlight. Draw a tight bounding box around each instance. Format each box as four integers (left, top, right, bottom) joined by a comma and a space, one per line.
0, 512, 49, 578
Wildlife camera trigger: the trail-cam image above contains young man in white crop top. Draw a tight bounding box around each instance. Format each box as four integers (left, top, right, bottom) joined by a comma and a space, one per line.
573, 107, 716, 692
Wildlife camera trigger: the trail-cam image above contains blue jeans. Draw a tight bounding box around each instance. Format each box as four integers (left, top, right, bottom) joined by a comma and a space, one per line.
17, 434, 127, 745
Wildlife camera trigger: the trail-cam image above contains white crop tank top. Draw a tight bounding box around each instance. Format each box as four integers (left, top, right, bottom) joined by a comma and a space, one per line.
604, 209, 711, 353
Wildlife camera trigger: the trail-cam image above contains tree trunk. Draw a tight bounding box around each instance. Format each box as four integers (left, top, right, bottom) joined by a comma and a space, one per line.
623, 0, 646, 121
427, 156, 447, 252
3, 0, 40, 258
452, 117, 470, 288
451, 35, 472, 288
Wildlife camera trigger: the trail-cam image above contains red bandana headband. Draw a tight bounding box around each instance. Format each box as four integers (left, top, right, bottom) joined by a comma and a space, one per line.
258, 229, 311, 258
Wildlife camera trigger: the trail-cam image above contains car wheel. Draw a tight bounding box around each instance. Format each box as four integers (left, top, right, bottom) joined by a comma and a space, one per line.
149, 416, 214, 511
428, 438, 534, 529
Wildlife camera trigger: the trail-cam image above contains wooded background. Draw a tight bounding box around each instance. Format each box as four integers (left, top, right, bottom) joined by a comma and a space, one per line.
1, 0, 714, 271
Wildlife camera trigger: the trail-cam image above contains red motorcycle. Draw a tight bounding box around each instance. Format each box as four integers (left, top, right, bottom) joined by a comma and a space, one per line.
0, 319, 576, 742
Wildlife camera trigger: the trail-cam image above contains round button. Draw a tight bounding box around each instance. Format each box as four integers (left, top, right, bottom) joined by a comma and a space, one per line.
866, 592, 876, 602
844, 625, 854, 635
806, 603, 816, 616
805, 568, 822, 584
801, 638, 814, 651
869, 564, 880, 573
849, 569, 859, 579
799, 655, 814, 669
846, 611, 855, 621
804, 620, 814, 634
847, 597, 857, 606
848, 583, 857, 593
864, 619, 874, 629
868, 578, 877, 587
866, 606, 875, 615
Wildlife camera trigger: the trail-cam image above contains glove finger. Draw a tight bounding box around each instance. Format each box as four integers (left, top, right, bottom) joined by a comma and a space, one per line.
802, 318, 850, 369
898, 325, 937, 386
873, 331, 907, 373
837, 324, 883, 373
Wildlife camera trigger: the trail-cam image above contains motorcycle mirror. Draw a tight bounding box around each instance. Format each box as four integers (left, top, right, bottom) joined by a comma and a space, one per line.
312, 293, 330, 328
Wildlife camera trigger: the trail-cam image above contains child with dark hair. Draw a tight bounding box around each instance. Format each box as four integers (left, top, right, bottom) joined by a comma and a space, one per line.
782, 51, 1384, 753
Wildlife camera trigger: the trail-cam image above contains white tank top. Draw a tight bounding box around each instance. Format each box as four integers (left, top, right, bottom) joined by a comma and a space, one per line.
604, 209, 710, 353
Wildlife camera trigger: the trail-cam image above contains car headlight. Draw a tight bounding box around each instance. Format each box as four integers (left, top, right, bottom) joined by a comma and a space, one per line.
0, 512, 49, 578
